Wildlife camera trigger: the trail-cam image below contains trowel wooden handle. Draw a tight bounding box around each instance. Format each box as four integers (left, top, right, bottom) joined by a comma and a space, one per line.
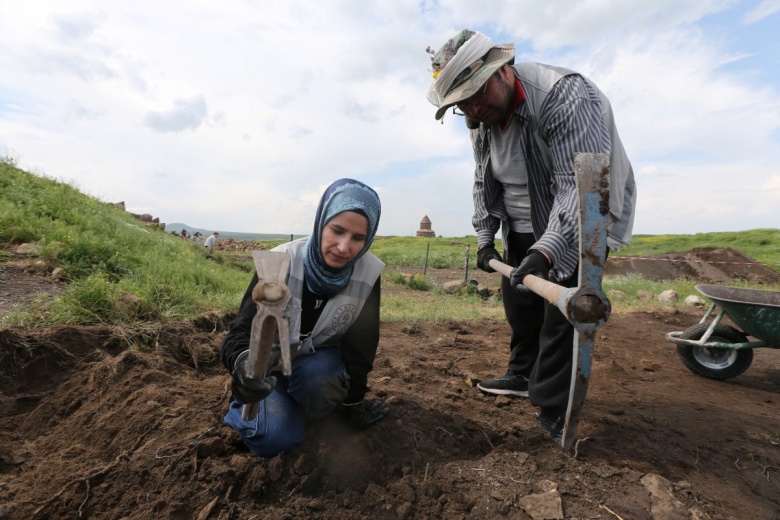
488, 258, 566, 308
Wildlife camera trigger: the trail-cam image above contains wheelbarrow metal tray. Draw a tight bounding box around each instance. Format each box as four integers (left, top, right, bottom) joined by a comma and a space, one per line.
695, 284, 780, 346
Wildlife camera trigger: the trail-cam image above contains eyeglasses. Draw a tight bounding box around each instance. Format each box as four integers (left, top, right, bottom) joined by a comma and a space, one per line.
455, 75, 493, 112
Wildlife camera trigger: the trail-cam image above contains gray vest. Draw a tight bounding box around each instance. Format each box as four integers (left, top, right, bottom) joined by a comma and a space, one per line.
272, 239, 384, 358
512, 62, 636, 249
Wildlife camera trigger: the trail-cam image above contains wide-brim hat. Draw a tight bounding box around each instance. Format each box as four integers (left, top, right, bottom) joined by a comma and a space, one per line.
427, 34, 515, 120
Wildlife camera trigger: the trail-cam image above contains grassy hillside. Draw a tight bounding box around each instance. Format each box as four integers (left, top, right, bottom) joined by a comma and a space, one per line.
0, 160, 250, 325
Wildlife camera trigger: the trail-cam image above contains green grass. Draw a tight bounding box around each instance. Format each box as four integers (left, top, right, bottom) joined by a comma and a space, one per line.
381, 286, 504, 323
2, 159, 778, 326
370, 236, 478, 269
390, 272, 433, 291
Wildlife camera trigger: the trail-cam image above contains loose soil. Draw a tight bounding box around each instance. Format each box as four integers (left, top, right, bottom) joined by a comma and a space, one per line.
1, 246, 779, 519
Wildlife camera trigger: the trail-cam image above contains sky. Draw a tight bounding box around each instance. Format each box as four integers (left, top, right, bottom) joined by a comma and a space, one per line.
1, 0, 779, 239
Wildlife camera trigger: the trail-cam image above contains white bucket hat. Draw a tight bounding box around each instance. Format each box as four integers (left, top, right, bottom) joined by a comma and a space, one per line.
426, 29, 515, 120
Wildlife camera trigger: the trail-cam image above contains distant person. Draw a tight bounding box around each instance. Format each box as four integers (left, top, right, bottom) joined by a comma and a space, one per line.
204, 232, 219, 248
192, 232, 205, 246
425, 29, 637, 441
220, 178, 389, 457
179, 229, 188, 239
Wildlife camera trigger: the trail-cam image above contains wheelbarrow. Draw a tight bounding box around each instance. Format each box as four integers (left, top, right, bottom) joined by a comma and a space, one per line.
665, 284, 780, 379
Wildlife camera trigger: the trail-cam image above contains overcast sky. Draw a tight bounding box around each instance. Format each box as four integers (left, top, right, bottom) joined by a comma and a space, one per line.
1, 1, 779, 239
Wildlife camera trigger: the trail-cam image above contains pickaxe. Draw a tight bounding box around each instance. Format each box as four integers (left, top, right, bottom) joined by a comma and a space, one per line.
241, 250, 293, 421
488, 152, 612, 450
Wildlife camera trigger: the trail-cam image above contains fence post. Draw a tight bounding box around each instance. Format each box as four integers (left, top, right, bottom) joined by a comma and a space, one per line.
423, 242, 430, 275
464, 244, 470, 282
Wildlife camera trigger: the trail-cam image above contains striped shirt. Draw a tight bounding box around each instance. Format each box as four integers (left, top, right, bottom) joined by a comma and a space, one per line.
471, 72, 615, 281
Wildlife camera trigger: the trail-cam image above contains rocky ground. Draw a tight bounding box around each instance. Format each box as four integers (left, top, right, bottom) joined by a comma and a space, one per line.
0, 246, 779, 519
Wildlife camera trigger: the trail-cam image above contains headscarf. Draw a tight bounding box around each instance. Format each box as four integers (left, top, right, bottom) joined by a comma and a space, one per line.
303, 178, 381, 297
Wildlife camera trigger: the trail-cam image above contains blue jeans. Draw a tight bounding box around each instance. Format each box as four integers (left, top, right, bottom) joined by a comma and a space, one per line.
224, 346, 349, 457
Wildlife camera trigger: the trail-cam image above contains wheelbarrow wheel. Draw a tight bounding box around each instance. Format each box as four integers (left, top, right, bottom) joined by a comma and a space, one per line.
676, 323, 753, 380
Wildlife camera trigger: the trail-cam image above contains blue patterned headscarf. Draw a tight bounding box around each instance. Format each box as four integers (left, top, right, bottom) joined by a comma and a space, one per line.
303, 178, 381, 297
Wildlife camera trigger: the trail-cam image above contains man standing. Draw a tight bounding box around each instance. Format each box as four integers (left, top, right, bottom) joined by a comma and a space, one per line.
204, 232, 219, 248
426, 30, 636, 441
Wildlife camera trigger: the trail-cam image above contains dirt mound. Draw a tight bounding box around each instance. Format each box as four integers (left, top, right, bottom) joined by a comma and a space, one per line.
1, 312, 779, 519
605, 246, 780, 285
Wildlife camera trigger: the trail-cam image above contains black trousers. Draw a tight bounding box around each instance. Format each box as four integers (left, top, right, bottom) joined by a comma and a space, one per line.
501, 231, 578, 413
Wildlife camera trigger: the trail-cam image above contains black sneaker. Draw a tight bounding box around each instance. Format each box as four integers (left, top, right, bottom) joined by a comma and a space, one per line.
536, 411, 564, 443
477, 371, 529, 397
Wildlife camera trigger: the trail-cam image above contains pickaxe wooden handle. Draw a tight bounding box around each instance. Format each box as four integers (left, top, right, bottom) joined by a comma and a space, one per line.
487, 260, 610, 328
242, 250, 293, 421
488, 152, 612, 450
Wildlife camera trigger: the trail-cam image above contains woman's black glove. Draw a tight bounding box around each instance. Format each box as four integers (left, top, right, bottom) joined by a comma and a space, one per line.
509, 251, 551, 294
476, 245, 501, 273
231, 350, 276, 405
342, 399, 390, 429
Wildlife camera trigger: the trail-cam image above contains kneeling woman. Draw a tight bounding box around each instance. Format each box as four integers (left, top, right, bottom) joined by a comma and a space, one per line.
220, 178, 388, 457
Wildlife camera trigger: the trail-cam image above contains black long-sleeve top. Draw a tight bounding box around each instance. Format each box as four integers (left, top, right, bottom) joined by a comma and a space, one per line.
220, 273, 381, 404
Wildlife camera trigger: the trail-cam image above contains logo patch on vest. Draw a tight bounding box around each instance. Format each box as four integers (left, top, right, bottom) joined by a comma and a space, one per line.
332, 304, 356, 333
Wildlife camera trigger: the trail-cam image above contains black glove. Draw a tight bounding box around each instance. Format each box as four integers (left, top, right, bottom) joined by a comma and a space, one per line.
509, 251, 551, 293
230, 350, 277, 405
342, 399, 390, 429
476, 245, 502, 273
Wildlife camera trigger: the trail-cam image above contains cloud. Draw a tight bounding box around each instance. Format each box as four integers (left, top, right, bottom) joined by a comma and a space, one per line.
742, 0, 780, 24
54, 13, 100, 43
427, 0, 737, 49
143, 96, 207, 133
763, 175, 780, 190
30, 50, 118, 81
63, 101, 105, 122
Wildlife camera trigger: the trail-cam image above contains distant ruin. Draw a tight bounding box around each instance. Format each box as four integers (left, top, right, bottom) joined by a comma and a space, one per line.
416, 215, 435, 238
112, 201, 165, 230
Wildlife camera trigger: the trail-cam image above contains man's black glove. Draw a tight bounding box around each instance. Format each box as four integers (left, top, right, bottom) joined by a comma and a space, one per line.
342, 399, 390, 429
231, 350, 276, 405
476, 245, 502, 273
509, 251, 551, 294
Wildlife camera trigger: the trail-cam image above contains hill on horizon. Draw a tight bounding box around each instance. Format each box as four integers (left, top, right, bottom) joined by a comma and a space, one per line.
165, 223, 307, 242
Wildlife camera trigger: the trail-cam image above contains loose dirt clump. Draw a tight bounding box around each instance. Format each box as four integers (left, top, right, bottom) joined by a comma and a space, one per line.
1, 248, 779, 519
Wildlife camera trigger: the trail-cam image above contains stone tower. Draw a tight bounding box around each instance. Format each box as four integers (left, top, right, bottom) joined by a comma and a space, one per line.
416, 215, 435, 238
